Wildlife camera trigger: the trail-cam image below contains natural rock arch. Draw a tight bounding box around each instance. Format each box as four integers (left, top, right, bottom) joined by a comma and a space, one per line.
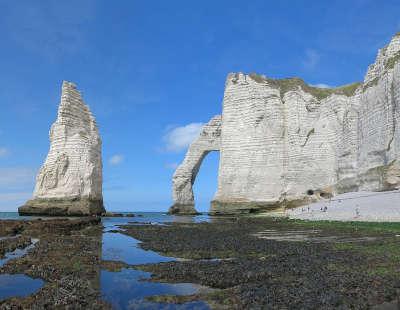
169, 116, 221, 214
171, 33, 400, 215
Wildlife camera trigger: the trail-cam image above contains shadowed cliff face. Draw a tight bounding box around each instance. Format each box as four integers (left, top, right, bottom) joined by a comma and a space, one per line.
172, 33, 400, 215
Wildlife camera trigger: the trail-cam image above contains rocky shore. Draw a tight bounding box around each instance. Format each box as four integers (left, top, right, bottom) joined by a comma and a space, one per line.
120, 218, 400, 309
0, 218, 110, 309
1, 216, 399, 309
0, 236, 31, 259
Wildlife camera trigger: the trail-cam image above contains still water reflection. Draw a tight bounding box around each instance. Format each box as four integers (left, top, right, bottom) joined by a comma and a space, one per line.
101, 213, 211, 309
0, 212, 213, 308
0, 274, 44, 301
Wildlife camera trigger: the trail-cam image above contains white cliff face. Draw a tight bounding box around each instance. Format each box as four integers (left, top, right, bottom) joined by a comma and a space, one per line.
211, 75, 356, 213
169, 116, 221, 214
172, 33, 400, 214
19, 81, 104, 216
364, 32, 400, 85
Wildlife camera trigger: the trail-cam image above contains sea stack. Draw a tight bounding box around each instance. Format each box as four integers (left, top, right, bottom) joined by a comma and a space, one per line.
19, 81, 105, 216
171, 32, 400, 215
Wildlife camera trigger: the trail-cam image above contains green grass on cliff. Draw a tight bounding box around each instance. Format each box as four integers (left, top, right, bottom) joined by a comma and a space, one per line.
385, 51, 400, 70
287, 218, 400, 234
248, 73, 361, 100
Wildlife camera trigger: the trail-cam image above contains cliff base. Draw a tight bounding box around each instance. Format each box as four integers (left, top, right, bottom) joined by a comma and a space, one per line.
168, 204, 200, 215
18, 198, 105, 216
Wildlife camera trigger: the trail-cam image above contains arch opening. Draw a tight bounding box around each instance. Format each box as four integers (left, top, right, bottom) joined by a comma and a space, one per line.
193, 151, 220, 213
169, 115, 222, 215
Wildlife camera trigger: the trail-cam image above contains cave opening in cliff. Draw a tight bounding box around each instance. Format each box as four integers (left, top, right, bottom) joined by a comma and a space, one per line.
307, 189, 314, 196
193, 151, 220, 212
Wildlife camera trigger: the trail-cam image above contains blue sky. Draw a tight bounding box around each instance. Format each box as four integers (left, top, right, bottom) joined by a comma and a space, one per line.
0, 0, 399, 212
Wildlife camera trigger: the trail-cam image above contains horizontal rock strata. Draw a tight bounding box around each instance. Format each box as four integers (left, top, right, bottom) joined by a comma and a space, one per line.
172, 33, 400, 214
19, 81, 105, 216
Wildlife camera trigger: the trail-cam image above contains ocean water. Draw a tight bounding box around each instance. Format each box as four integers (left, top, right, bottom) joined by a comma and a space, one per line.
0, 212, 36, 220
0, 211, 210, 222
0, 212, 211, 309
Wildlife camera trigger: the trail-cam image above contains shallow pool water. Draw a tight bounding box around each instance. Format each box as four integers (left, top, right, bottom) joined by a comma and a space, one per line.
0, 212, 211, 308
0, 238, 39, 267
0, 274, 44, 301
101, 214, 211, 309
101, 269, 206, 310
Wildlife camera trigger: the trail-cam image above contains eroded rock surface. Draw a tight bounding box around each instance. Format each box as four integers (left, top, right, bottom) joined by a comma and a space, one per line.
169, 116, 221, 214
173, 33, 400, 214
19, 81, 105, 216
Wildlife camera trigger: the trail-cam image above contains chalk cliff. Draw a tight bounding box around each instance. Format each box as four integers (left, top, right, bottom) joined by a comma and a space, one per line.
171, 33, 400, 214
170, 116, 221, 214
19, 81, 105, 216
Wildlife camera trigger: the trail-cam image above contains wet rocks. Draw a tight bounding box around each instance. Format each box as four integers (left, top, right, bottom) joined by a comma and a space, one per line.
101, 260, 133, 272
0, 218, 110, 309
0, 217, 101, 238
121, 218, 400, 309
0, 236, 31, 259
0, 218, 108, 309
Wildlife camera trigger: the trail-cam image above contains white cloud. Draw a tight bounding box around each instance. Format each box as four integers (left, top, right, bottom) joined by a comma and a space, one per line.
109, 154, 124, 166
0, 147, 9, 157
163, 123, 204, 152
302, 49, 320, 70
310, 83, 332, 89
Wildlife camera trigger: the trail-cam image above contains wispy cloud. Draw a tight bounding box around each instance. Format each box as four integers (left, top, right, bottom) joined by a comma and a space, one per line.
302, 49, 320, 70
0, 147, 10, 157
165, 162, 179, 170
310, 83, 332, 89
109, 154, 124, 166
163, 123, 204, 152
